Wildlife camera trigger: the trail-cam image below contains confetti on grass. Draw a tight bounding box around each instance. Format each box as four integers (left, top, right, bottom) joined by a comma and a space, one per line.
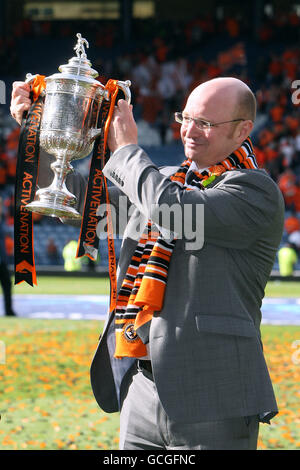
0, 319, 299, 450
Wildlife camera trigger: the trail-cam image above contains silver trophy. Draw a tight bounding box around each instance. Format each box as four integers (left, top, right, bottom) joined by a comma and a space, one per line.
25, 33, 131, 219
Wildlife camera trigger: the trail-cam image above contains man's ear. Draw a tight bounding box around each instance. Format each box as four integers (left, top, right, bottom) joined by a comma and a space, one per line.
235, 120, 254, 144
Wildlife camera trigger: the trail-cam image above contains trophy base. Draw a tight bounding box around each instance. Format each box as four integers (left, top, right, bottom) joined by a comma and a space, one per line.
26, 201, 82, 219
25, 186, 82, 220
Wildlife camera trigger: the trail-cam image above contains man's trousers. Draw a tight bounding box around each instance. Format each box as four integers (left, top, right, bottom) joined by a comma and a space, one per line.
119, 362, 259, 450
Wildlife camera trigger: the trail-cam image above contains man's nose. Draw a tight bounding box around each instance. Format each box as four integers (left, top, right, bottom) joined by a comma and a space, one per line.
185, 119, 200, 137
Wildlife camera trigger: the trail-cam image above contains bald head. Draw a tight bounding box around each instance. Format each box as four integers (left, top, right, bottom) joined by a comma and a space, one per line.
181, 77, 256, 166
189, 77, 256, 122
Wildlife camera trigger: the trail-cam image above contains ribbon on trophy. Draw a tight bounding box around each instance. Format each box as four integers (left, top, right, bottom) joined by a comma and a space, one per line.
14, 75, 46, 286
76, 79, 119, 313
14, 75, 120, 313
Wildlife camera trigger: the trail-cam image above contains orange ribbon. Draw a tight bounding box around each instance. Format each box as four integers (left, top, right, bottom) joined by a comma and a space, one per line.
102, 79, 120, 312
30, 75, 46, 102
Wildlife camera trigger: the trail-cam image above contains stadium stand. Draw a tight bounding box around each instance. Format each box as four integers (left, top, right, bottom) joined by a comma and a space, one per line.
1, 9, 300, 273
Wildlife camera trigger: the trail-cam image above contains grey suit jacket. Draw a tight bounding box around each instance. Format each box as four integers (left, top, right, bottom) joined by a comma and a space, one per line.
47, 144, 284, 424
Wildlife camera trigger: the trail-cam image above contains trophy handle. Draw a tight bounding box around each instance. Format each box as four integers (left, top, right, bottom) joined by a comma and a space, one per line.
90, 80, 132, 140
95, 80, 131, 103
25, 73, 38, 85
117, 80, 131, 104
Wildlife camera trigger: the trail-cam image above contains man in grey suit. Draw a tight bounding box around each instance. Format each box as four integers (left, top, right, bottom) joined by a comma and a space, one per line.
11, 77, 284, 450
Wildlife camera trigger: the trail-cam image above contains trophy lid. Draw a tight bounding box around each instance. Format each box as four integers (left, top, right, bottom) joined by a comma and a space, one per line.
47, 33, 100, 83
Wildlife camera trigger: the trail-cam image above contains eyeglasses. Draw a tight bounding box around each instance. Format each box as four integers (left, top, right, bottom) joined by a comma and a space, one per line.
174, 112, 246, 130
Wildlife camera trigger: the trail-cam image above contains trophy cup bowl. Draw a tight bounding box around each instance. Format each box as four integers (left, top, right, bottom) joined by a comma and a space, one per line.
25, 33, 131, 219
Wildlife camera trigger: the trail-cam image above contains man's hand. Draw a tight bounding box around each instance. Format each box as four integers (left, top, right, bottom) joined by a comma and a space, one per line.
107, 99, 138, 154
10, 81, 31, 125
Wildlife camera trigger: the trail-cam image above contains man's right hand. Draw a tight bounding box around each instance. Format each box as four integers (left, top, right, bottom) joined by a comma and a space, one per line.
10, 81, 32, 125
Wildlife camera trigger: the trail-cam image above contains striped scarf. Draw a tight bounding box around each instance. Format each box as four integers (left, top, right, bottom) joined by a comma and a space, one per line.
114, 137, 258, 358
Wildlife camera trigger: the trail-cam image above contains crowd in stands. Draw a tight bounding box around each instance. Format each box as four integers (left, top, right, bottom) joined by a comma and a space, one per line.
0, 8, 300, 271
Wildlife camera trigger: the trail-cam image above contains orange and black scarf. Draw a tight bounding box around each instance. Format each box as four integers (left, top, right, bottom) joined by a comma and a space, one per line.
114, 137, 258, 358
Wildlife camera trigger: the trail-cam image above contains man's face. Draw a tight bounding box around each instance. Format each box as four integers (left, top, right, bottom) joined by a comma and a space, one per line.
180, 86, 239, 168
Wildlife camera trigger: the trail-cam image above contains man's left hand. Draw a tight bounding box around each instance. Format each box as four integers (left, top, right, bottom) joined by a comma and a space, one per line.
107, 99, 138, 154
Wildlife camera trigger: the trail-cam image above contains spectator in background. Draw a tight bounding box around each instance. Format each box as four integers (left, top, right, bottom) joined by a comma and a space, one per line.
278, 231, 300, 277
284, 211, 300, 234
4, 233, 14, 265
279, 134, 295, 169
278, 170, 298, 209
62, 240, 82, 272
47, 237, 59, 264
295, 132, 300, 160
0, 197, 17, 316
0, 153, 7, 189
4, 193, 15, 226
